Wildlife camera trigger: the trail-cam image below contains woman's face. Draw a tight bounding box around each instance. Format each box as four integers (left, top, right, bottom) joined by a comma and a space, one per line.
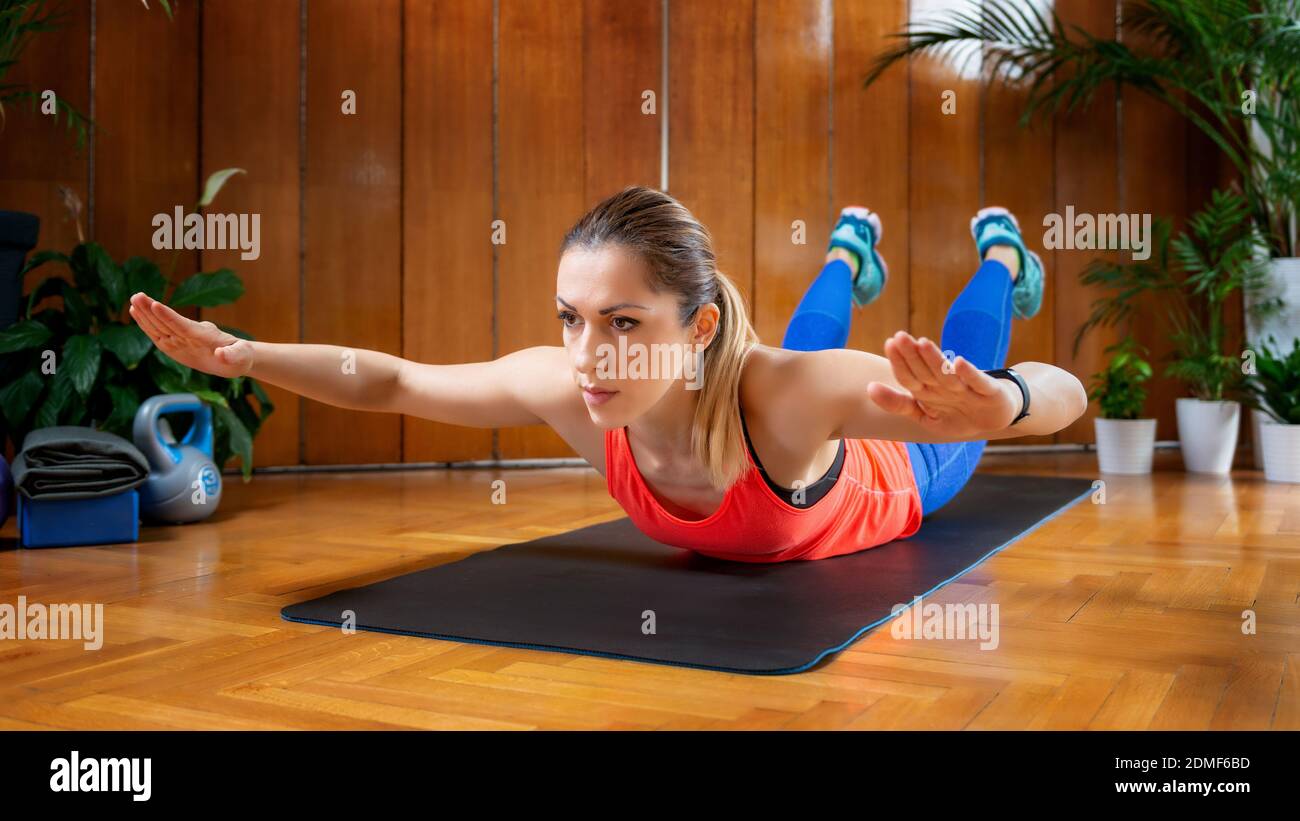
556, 244, 718, 428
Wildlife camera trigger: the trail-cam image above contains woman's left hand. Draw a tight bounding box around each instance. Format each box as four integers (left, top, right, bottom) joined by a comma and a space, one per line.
867, 331, 1020, 439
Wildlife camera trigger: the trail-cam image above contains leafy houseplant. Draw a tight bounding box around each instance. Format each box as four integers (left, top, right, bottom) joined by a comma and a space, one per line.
1090, 337, 1158, 474
1245, 336, 1300, 482
1076, 190, 1273, 394
0, 169, 272, 478
1089, 337, 1153, 420
2, 0, 172, 144
2, 0, 175, 333
1245, 336, 1300, 425
1073, 189, 1272, 474
1, 0, 94, 335
864, 0, 1300, 385
1, 0, 94, 144
0, 247, 272, 478
864, 0, 1300, 259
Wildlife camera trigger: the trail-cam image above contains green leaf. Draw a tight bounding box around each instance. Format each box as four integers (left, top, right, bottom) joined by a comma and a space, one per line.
25, 274, 68, 318
68, 242, 114, 292
61, 389, 88, 427
19, 250, 69, 278
250, 377, 274, 419
122, 256, 168, 301
61, 283, 92, 332
104, 383, 141, 433
99, 255, 129, 313
98, 323, 153, 369
0, 369, 46, 429
190, 388, 230, 409
213, 403, 254, 479
150, 0, 175, 22
34, 374, 73, 429
151, 346, 192, 379
148, 348, 191, 393
0, 320, 52, 354
168, 269, 244, 308
197, 167, 246, 208
62, 334, 102, 398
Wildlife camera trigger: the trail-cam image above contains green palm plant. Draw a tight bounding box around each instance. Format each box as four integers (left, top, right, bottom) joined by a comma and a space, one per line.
1, 0, 173, 147
1074, 189, 1275, 401
0, 0, 90, 144
864, 0, 1300, 258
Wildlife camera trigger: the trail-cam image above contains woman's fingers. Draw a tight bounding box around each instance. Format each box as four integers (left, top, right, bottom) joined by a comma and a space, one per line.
884, 334, 925, 393
914, 336, 951, 383
867, 381, 925, 422
895, 333, 937, 387
130, 292, 190, 342
148, 298, 195, 340
129, 294, 167, 337
953, 355, 1000, 396
129, 302, 169, 345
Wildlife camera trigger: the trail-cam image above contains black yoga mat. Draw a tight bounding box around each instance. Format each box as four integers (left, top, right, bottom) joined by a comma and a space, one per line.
282, 474, 1093, 675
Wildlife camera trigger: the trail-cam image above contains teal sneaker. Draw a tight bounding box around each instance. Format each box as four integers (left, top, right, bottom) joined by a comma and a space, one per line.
970, 206, 1044, 320
828, 206, 888, 308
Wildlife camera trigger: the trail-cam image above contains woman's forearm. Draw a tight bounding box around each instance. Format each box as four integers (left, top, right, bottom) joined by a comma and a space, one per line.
987, 361, 1088, 439
247, 340, 405, 413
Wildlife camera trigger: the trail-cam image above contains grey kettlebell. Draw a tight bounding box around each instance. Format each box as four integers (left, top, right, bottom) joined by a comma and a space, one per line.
133, 393, 223, 523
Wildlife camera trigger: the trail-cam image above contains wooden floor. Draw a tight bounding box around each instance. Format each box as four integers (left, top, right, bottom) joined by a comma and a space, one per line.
0, 450, 1297, 730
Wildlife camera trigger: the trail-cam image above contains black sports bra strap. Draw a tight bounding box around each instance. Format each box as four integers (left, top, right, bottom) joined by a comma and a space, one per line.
738, 406, 844, 508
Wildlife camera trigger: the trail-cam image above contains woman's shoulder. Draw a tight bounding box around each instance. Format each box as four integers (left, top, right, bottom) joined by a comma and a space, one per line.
737, 345, 813, 435
738, 342, 795, 383
738, 343, 831, 412
739, 344, 866, 443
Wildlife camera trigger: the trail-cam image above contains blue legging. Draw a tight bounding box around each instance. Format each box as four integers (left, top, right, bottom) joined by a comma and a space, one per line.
782, 256, 1014, 516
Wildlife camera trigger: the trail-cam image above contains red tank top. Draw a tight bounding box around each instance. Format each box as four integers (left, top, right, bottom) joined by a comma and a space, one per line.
603, 424, 923, 562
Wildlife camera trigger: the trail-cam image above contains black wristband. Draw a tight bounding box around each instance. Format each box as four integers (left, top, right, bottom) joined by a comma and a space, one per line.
984, 367, 1031, 426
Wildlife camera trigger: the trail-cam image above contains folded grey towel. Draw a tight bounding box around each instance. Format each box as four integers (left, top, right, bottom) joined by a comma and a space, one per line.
12, 426, 149, 500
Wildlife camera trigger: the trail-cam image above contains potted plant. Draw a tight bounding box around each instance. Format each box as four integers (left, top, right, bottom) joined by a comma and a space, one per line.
864, 0, 1298, 346
0, 0, 96, 328
0, 211, 39, 330
1250, 404, 1273, 470
0, 170, 273, 478
1243, 336, 1300, 483
1072, 190, 1271, 475
1090, 337, 1157, 474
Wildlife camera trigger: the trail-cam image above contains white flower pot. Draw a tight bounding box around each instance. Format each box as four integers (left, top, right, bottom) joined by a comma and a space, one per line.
1246, 257, 1300, 351
1176, 398, 1241, 475
1261, 422, 1300, 483
1094, 417, 1156, 474
1251, 408, 1274, 470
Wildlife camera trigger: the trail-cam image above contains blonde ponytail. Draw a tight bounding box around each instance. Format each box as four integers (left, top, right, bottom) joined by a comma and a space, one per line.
691, 271, 758, 491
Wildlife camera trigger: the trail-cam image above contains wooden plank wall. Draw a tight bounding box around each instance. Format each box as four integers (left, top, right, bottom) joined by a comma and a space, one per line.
0, 0, 1217, 465
402, 0, 495, 463
201, 0, 302, 467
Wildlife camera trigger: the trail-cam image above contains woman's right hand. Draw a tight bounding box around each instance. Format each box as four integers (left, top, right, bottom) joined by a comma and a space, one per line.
128, 292, 254, 378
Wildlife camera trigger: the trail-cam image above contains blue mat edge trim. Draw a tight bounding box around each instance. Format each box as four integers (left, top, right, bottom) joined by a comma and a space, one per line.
789, 482, 1095, 674
279, 482, 1095, 677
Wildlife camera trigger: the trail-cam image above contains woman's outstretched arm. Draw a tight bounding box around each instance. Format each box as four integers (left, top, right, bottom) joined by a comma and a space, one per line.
128, 292, 550, 429
785, 331, 1087, 444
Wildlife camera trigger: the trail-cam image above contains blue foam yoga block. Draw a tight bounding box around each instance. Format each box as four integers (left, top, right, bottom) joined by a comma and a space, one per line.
0, 455, 11, 528
18, 490, 139, 548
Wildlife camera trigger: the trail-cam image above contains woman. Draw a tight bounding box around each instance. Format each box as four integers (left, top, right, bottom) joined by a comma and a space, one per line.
128, 186, 1086, 562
